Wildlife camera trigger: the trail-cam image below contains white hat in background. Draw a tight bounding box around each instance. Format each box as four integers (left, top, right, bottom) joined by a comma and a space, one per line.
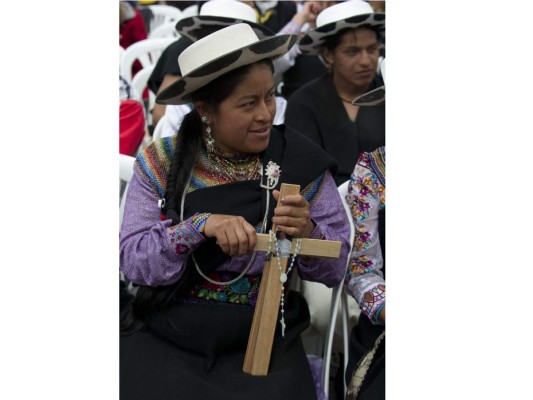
176, 0, 274, 41
299, 0, 385, 55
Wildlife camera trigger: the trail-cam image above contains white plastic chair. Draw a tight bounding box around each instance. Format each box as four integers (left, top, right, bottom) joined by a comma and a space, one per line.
149, 21, 181, 39
119, 46, 126, 67
119, 154, 136, 228
131, 64, 156, 129
320, 180, 357, 399
120, 37, 176, 83
146, 4, 182, 33
154, 104, 192, 140
152, 114, 166, 141
180, 4, 199, 18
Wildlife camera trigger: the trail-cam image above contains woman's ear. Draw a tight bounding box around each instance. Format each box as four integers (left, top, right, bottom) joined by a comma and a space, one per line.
195, 101, 212, 123
321, 47, 334, 68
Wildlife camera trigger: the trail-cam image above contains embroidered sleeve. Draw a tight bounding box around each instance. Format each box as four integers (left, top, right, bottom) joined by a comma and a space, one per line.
119, 167, 208, 287
343, 150, 386, 324
296, 170, 351, 288
167, 213, 210, 255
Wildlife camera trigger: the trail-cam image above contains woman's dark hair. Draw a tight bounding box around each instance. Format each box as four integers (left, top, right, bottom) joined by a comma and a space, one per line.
121, 58, 274, 335
323, 25, 384, 52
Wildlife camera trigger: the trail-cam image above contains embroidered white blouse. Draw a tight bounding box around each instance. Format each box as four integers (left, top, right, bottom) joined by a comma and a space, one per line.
344, 147, 385, 324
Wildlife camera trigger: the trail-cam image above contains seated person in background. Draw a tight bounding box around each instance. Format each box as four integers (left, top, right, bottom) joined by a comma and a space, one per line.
243, 0, 296, 32
279, 1, 337, 100
119, 74, 145, 157
120, 1, 148, 77
344, 59, 386, 400
284, 0, 385, 185
120, 23, 351, 400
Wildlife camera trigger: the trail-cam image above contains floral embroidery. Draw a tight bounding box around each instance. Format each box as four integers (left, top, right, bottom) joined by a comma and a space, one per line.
167, 219, 204, 255
354, 225, 372, 252
349, 255, 374, 275
343, 148, 386, 324
187, 273, 262, 306
347, 172, 383, 222
361, 284, 386, 318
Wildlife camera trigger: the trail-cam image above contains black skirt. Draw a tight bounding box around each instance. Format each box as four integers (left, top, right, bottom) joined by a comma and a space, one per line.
345, 316, 385, 400
120, 291, 317, 400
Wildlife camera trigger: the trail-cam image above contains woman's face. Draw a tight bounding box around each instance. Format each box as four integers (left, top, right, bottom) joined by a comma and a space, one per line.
200, 63, 276, 155
323, 27, 380, 90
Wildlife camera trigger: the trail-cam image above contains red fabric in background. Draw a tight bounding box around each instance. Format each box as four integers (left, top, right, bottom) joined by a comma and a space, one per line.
120, 100, 145, 156
120, 8, 148, 78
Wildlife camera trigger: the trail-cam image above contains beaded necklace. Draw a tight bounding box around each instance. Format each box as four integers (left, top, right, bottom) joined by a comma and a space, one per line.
208, 146, 262, 182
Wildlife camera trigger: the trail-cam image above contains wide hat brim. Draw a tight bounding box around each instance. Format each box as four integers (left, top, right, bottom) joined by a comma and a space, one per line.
352, 86, 385, 106
299, 13, 385, 55
156, 34, 297, 105
176, 15, 275, 41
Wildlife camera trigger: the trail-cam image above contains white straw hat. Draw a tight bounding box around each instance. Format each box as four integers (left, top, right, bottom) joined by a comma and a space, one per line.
176, 0, 274, 41
299, 0, 385, 55
156, 23, 297, 105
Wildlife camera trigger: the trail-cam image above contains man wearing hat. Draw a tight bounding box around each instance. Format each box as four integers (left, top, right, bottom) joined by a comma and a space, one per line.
285, 0, 385, 186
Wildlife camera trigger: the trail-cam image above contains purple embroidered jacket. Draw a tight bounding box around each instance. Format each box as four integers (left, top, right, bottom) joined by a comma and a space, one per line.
120, 168, 350, 288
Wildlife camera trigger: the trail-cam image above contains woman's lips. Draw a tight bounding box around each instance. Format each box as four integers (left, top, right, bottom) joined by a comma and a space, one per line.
249, 126, 271, 137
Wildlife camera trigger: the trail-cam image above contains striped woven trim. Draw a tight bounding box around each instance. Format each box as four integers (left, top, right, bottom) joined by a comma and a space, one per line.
301, 173, 325, 203
368, 146, 385, 187
191, 212, 210, 234
135, 136, 177, 198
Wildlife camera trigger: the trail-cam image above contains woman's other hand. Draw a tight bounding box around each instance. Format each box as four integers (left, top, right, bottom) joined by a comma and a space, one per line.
272, 190, 315, 238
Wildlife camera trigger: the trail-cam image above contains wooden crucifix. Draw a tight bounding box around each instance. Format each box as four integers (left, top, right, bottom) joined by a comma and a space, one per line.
242, 183, 342, 376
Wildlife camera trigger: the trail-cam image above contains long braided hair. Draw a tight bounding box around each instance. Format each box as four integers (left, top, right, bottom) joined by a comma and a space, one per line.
121, 59, 275, 335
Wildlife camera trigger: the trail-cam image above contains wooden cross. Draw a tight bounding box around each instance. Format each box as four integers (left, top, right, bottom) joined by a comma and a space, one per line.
242, 183, 342, 376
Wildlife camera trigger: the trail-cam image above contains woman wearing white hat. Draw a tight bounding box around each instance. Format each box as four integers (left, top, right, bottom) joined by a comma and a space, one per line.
285, 0, 385, 186
120, 23, 351, 400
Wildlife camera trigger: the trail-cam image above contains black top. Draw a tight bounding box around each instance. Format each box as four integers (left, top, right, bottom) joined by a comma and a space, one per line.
254, 0, 296, 33
147, 36, 194, 94
280, 54, 327, 100
284, 73, 385, 185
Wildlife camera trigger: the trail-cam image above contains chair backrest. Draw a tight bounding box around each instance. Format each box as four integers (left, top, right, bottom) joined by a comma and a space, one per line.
152, 114, 166, 141
146, 4, 182, 32
119, 154, 136, 227
154, 104, 192, 140
320, 180, 357, 399
131, 64, 156, 128
149, 21, 181, 39
119, 46, 126, 68
180, 4, 199, 19
120, 37, 176, 82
